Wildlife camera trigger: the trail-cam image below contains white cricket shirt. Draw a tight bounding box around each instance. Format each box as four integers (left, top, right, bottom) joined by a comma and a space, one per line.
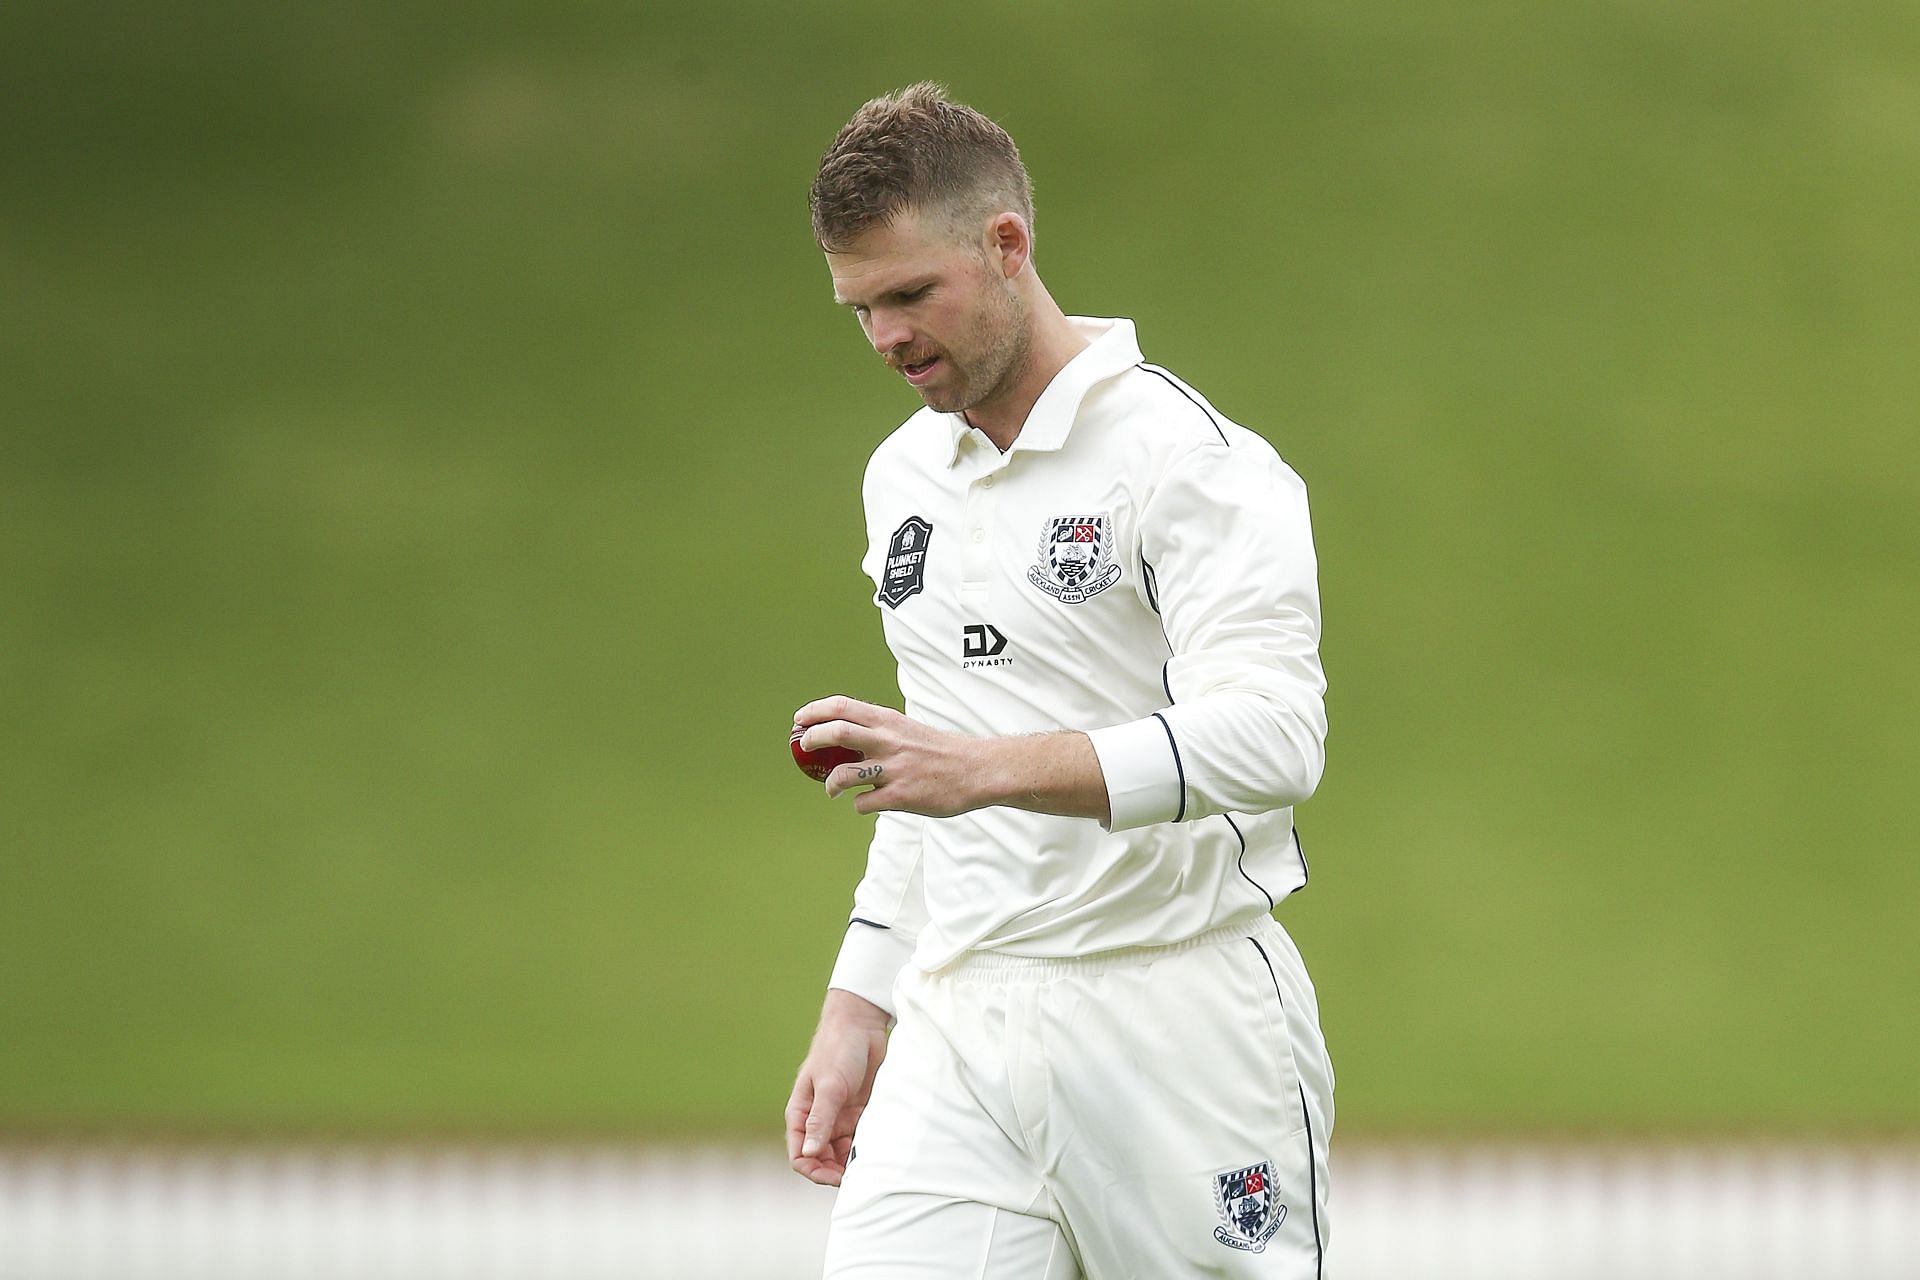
828, 316, 1328, 1014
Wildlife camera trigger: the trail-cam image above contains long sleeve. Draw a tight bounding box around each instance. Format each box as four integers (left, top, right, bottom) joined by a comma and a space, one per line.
1086, 439, 1327, 831
825, 810, 928, 1015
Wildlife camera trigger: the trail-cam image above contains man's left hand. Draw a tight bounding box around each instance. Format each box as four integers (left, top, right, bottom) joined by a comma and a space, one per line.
793, 695, 989, 818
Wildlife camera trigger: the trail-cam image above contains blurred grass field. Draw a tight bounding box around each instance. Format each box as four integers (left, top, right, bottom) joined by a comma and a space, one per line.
3, 0, 1917, 1139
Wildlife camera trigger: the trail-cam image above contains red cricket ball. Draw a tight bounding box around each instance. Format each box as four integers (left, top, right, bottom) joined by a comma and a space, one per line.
791, 725, 863, 782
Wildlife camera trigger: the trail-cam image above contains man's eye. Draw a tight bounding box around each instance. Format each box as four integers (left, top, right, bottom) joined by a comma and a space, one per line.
901, 288, 929, 302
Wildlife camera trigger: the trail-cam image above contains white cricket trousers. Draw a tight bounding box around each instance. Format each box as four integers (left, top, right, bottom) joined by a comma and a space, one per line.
823, 915, 1333, 1279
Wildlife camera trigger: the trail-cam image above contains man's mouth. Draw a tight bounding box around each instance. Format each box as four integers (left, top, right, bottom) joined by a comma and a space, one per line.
901, 355, 940, 385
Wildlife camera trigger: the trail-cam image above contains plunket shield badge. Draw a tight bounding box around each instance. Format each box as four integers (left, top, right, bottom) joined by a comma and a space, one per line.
1212, 1160, 1285, 1253
880, 516, 933, 609
1026, 513, 1121, 604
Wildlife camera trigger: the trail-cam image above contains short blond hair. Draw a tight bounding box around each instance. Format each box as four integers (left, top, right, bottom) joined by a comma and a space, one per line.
809, 82, 1034, 252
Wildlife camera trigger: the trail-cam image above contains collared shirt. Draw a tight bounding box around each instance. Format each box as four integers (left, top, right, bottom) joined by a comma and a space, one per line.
827, 316, 1328, 1013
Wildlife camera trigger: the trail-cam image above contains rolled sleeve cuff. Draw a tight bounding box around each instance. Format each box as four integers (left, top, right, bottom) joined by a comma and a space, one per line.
1087, 715, 1184, 832
827, 920, 915, 1017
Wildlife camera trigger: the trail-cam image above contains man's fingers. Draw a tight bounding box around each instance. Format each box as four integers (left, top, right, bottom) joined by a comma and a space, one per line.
791, 1130, 856, 1184
824, 758, 885, 801
794, 695, 892, 730
799, 719, 882, 755
784, 1078, 814, 1162
793, 695, 861, 728
792, 1126, 857, 1185
790, 1155, 843, 1187
801, 1079, 847, 1158
787, 1071, 843, 1182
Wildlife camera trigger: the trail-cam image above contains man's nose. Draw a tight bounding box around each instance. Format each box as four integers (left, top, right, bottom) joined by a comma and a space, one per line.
867, 310, 911, 356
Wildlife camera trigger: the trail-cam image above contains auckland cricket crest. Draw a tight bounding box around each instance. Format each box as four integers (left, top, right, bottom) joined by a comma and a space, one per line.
1026, 513, 1121, 604
1212, 1160, 1285, 1253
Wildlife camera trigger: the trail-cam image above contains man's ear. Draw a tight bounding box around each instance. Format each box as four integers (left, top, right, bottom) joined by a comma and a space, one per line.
985, 211, 1032, 280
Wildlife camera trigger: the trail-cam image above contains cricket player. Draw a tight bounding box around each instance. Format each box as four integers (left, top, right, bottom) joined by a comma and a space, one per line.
786, 83, 1334, 1278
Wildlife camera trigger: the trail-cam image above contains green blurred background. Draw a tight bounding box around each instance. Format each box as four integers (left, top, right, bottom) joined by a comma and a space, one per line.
3, 0, 1916, 1141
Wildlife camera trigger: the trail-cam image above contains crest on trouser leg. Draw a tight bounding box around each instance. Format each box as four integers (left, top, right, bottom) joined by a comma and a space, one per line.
1212, 1160, 1285, 1253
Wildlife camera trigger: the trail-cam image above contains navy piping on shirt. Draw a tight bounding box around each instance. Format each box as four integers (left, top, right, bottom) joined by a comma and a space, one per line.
1150, 711, 1186, 822
1223, 813, 1273, 911
1138, 363, 1230, 446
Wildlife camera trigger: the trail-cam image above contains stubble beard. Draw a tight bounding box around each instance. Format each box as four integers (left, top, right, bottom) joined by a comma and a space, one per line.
923, 281, 1032, 417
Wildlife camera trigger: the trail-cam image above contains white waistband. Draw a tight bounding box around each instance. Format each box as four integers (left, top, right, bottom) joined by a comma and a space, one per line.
934, 916, 1269, 983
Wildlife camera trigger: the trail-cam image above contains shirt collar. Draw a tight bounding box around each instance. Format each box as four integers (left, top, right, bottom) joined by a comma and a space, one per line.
944, 316, 1143, 466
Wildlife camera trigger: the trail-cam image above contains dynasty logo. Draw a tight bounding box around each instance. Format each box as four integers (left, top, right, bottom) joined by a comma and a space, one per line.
961, 623, 1011, 668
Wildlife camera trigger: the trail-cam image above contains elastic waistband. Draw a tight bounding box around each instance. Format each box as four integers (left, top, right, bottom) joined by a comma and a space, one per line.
936, 917, 1268, 983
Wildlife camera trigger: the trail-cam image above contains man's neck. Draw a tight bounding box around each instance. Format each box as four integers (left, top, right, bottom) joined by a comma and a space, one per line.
963, 298, 1089, 452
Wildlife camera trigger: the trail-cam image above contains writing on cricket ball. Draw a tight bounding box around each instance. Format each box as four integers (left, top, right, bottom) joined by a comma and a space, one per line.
791, 726, 863, 782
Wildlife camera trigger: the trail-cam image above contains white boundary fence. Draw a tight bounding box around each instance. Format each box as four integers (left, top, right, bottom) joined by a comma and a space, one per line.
2, 1143, 1917, 1279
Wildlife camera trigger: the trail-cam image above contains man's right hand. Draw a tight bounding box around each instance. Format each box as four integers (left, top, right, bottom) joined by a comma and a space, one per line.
785, 988, 891, 1186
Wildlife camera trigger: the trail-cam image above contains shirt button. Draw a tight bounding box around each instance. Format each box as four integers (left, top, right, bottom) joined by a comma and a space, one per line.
971, 530, 985, 544
981, 475, 995, 489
